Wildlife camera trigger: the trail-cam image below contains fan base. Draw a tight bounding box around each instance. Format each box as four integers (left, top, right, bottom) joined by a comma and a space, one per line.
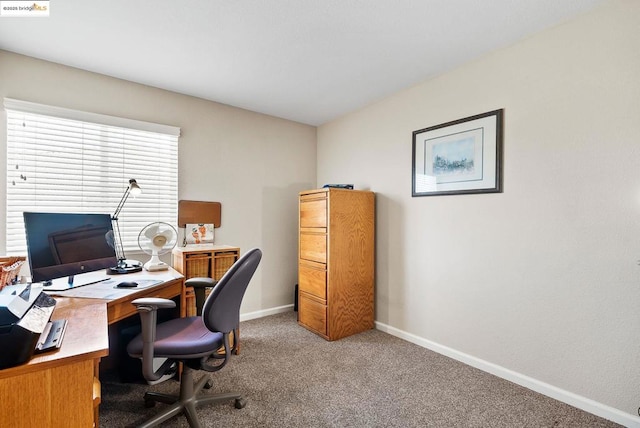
144, 262, 169, 272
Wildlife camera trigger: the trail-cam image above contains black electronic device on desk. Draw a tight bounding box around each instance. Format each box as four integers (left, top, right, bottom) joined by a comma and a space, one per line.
116, 281, 138, 288
322, 184, 354, 189
22, 212, 127, 291
0, 283, 63, 369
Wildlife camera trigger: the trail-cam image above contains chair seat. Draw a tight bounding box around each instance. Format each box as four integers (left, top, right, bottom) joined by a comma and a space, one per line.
127, 316, 224, 359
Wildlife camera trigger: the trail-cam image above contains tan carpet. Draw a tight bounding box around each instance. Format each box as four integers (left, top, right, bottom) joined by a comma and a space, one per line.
100, 311, 620, 428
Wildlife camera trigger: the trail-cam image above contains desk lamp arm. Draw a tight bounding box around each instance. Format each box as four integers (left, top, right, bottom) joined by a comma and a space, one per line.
111, 179, 141, 266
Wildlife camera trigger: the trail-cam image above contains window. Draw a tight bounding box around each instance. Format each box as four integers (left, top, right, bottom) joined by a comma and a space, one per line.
5, 98, 179, 255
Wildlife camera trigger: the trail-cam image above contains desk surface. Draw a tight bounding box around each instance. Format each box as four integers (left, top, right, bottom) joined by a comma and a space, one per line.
0, 297, 109, 427
46, 267, 186, 324
0, 297, 109, 380
0, 269, 186, 427
44, 267, 184, 300
0, 269, 184, 377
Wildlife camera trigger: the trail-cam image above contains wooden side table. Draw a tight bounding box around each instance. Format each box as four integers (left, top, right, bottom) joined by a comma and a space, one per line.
171, 245, 240, 316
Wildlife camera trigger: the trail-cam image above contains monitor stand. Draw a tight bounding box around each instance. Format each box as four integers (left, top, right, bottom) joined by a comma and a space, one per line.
42, 274, 110, 291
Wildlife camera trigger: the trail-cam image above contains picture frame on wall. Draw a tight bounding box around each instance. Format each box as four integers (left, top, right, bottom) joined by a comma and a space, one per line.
412, 109, 504, 197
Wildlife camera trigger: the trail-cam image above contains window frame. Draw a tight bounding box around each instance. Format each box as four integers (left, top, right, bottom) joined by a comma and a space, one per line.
4, 98, 180, 257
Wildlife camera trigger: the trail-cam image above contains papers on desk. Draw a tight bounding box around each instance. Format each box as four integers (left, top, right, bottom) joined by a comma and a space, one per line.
43, 278, 163, 299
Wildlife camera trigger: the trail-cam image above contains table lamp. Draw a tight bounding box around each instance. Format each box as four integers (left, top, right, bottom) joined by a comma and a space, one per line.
109, 178, 143, 274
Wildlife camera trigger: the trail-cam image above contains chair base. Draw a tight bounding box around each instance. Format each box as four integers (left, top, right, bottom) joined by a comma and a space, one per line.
136, 367, 246, 428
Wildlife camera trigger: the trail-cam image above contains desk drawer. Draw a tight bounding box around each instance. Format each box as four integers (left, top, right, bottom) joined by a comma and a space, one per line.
107, 278, 183, 324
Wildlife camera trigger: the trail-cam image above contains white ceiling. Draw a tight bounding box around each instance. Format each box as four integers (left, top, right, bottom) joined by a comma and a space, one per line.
0, 0, 604, 126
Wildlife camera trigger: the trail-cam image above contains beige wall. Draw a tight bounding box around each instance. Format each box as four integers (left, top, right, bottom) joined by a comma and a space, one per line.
0, 50, 317, 315
2, 0, 639, 423
318, 0, 639, 422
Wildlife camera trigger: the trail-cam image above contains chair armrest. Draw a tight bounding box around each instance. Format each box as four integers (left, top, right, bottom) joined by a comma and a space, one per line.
185, 277, 217, 289
131, 298, 176, 382
184, 278, 217, 316
131, 297, 176, 310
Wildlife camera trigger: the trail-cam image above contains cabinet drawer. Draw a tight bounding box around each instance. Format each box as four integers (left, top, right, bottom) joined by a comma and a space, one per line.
298, 294, 327, 335
300, 198, 327, 228
299, 233, 326, 264
299, 264, 326, 299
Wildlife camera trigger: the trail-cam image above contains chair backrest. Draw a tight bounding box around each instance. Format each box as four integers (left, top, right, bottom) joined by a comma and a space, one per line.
201, 248, 262, 334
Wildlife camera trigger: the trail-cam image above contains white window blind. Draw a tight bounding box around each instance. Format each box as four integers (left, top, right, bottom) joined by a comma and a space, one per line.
5, 98, 179, 255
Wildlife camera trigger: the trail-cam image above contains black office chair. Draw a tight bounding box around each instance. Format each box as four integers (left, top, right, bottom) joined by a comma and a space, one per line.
126, 248, 262, 428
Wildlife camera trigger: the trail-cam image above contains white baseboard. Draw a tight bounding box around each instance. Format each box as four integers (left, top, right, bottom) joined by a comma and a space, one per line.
240, 304, 294, 322
374, 321, 640, 428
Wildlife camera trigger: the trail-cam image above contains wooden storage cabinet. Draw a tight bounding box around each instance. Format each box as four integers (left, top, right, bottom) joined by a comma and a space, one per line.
172, 245, 240, 316
298, 188, 375, 340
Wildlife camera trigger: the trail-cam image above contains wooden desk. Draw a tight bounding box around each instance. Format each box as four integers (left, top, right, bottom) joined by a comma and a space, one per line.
48, 268, 187, 323
0, 298, 109, 428
0, 268, 186, 427
105, 272, 185, 323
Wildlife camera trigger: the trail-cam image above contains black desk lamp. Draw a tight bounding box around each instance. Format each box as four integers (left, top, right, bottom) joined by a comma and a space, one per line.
109, 178, 143, 274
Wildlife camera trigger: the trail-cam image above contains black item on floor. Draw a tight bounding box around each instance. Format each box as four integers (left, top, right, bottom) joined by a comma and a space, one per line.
118, 323, 143, 382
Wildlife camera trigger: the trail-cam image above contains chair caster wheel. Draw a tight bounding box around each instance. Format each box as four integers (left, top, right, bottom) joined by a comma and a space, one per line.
204, 379, 213, 389
144, 399, 156, 408
234, 397, 246, 409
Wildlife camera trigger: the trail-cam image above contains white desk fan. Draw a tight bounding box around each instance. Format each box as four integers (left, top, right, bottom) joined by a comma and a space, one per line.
138, 222, 178, 271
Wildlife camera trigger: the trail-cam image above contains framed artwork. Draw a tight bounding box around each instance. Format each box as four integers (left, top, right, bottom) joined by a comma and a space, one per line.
185, 223, 214, 245
412, 109, 503, 197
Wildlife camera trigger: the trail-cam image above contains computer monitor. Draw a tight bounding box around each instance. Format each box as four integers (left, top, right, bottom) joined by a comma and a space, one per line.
23, 212, 117, 287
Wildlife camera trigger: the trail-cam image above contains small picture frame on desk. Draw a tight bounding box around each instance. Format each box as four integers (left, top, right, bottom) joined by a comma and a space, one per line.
184, 223, 214, 246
